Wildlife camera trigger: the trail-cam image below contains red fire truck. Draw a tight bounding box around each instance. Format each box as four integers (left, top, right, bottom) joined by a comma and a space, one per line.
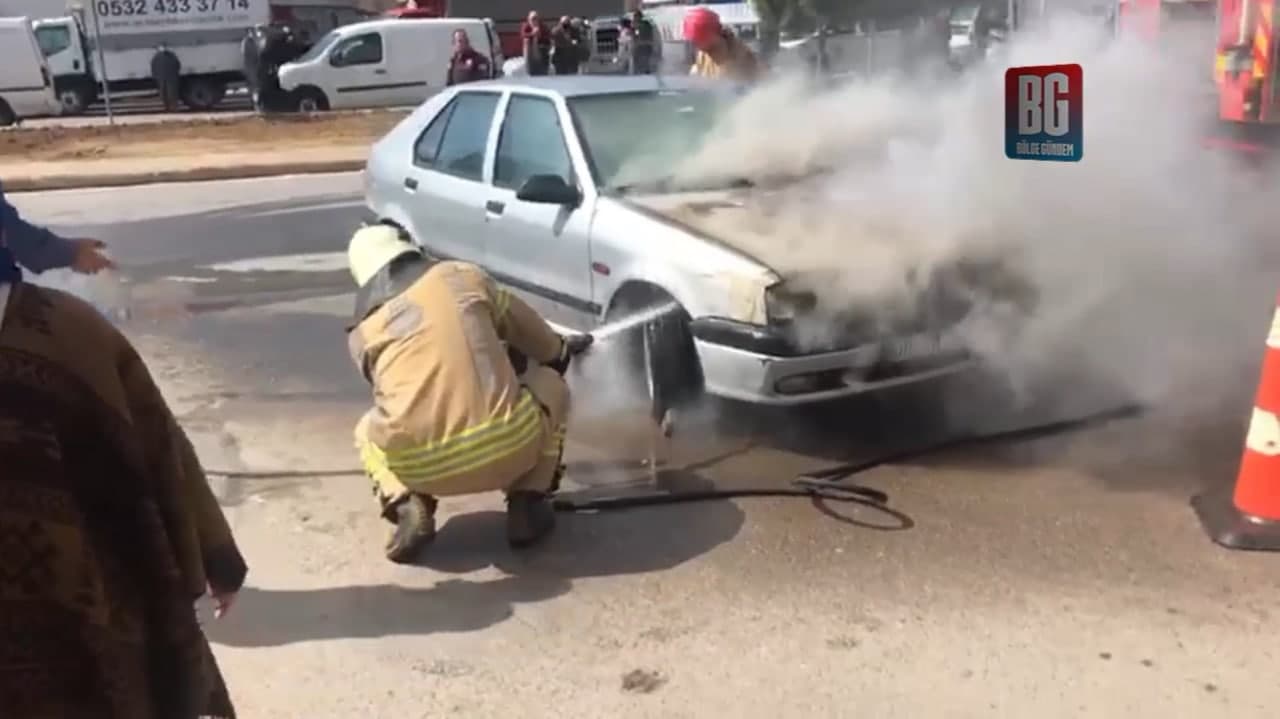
1213, 0, 1280, 123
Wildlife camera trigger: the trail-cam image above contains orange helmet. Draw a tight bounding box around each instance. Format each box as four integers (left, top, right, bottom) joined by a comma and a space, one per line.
683, 7, 722, 47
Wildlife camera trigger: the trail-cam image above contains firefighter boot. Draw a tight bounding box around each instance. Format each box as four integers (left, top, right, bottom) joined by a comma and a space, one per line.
506, 491, 556, 549
385, 494, 437, 564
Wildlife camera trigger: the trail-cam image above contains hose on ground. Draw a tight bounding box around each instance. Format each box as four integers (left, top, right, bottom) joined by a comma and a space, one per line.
204, 403, 1142, 519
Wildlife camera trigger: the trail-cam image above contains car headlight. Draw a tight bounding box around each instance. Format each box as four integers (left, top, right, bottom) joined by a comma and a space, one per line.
764, 283, 817, 323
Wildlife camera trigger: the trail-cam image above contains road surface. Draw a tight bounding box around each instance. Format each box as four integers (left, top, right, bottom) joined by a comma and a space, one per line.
10, 175, 1280, 718
12, 90, 256, 128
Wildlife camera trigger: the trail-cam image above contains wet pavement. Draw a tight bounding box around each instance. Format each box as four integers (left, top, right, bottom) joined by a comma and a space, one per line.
9, 174, 1280, 718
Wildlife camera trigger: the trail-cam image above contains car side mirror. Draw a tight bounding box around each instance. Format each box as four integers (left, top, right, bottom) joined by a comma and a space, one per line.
516, 174, 581, 206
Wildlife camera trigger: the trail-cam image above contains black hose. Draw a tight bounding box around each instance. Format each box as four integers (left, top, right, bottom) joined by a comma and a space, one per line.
205, 403, 1142, 520
550, 402, 1142, 513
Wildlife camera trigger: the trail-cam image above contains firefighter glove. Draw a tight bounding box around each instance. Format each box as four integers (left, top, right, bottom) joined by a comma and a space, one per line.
548, 333, 593, 374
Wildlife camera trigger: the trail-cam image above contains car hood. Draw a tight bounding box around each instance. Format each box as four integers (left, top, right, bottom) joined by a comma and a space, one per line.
620, 186, 1038, 347
619, 188, 799, 273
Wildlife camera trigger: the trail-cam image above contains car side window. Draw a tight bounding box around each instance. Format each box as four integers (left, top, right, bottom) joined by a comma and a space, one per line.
330, 32, 383, 67
413, 99, 456, 168
494, 95, 574, 191
432, 92, 501, 181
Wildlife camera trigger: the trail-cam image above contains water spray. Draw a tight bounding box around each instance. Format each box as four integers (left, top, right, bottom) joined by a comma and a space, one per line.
590, 301, 681, 343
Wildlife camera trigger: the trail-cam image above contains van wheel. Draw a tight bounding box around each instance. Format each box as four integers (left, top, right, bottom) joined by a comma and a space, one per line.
57, 85, 92, 115
0, 99, 14, 127
180, 79, 225, 111
294, 87, 329, 113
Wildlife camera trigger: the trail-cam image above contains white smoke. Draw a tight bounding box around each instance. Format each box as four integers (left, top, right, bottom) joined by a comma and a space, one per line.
665, 14, 1277, 418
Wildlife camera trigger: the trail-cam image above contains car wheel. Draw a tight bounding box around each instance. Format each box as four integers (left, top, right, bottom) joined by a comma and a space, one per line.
294, 87, 330, 113
606, 288, 705, 427
0, 99, 15, 127
181, 79, 225, 111
58, 84, 93, 115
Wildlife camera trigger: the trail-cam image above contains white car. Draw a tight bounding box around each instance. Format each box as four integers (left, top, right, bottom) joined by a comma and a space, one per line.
363, 75, 983, 409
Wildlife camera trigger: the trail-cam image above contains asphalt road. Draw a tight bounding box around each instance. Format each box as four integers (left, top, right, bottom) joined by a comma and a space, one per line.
10, 175, 1280, 718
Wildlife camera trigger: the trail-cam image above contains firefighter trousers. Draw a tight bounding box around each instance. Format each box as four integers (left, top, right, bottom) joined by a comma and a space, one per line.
360, 366, 569, 515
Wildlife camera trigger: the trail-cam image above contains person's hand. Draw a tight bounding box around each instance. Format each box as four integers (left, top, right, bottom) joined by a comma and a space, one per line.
563, 332, 593, 357
547, 333, 593, 375
70, 239, 116, 274
210, 588, 238, 619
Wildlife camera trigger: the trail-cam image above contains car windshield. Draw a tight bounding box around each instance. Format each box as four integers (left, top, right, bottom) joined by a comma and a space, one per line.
567, 89, 745, 194
295, 29, 340, 63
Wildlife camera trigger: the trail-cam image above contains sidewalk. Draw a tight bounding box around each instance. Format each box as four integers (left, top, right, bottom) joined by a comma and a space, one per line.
1, 110, 401, 191
1, 147, 370, 192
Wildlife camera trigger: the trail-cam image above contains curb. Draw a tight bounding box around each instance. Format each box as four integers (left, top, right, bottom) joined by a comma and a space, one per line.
5, 158, 367, 192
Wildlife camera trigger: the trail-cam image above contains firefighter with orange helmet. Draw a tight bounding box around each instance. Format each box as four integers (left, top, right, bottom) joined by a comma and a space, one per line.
683, 7, 764, 83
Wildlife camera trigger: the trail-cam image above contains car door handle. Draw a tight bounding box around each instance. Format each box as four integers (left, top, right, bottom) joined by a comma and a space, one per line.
485, 200, 505, 215
403, 177, 418, 190
375, 68, 387, 75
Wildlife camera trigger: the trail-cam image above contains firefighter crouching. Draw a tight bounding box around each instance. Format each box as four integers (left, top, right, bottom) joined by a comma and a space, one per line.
683, 7, 764, 83
345, 225, 593, 563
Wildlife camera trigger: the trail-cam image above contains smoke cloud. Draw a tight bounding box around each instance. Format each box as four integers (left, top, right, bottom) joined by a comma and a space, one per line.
664, 14, 1277, 419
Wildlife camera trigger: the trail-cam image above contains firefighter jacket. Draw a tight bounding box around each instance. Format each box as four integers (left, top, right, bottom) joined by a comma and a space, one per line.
690, 32, 764, 83
347, 257, 567, 487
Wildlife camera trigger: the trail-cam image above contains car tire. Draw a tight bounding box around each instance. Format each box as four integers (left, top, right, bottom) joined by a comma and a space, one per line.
606, 289, 705, 427
57, 84, 92, 115
0, 99, 15, 127
294, 87, 330, 113
180, 79, 225, 111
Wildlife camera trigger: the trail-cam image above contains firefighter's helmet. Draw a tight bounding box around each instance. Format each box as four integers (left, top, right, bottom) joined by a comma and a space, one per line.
683, 7, 722, 47
347, 224, 420, 287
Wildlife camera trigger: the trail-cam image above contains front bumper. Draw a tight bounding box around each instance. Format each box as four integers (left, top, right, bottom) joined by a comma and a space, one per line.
690, 318, 976, 406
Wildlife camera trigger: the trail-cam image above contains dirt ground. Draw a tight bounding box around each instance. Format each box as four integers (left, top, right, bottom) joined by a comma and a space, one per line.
0, 111, 407, 162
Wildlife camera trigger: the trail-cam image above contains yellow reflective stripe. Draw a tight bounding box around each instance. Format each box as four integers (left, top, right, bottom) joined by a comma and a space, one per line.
376, 393, 536, 463
363, 416, 550, 482
362, 416, 542, 483
493, 286, 512, 322
364, 395, 544, 479
360, 442, 398, 483
401, 417, 544, 481
389, 406, 541, 477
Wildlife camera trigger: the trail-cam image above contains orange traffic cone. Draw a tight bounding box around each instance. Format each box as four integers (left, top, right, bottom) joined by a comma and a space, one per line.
1192, 296, 1280, 550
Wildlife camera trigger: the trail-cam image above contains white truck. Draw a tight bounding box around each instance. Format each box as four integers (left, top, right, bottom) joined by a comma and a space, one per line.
0, 0, 270, 115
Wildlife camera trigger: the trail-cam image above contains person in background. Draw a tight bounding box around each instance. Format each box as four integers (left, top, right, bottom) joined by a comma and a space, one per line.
522, 10, 553, 76
151, 43, 182, 112
241, 26, 267, 113
683, 7, 763, 83
261, 25, 306, 111
617, 16, 635, 73
0, 215, 248, 718
628, 7, 661, 74
0, 178, 114, 275
345, 225, 593, 562
571, 16, 591, 67
551, 15, 583, 75
446, 28, 492, 86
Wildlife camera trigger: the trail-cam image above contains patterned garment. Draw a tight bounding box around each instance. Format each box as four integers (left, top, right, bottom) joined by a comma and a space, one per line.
0, 281, 245, 719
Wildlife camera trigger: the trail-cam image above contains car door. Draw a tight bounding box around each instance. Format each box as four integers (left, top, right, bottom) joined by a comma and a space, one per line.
327, 30, 394, 108
482, 92, 596, 330
400, 90, 502, 264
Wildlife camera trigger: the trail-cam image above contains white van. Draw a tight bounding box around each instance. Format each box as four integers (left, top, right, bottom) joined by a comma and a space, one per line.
0, 16, 59, 126
277, 17, 503, 112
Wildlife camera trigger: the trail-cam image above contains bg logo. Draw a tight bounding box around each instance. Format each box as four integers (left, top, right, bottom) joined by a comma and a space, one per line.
1005, 63, 1083, 162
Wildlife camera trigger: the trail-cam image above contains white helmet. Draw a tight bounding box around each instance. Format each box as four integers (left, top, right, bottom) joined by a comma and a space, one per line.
347, 224, 420, 287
